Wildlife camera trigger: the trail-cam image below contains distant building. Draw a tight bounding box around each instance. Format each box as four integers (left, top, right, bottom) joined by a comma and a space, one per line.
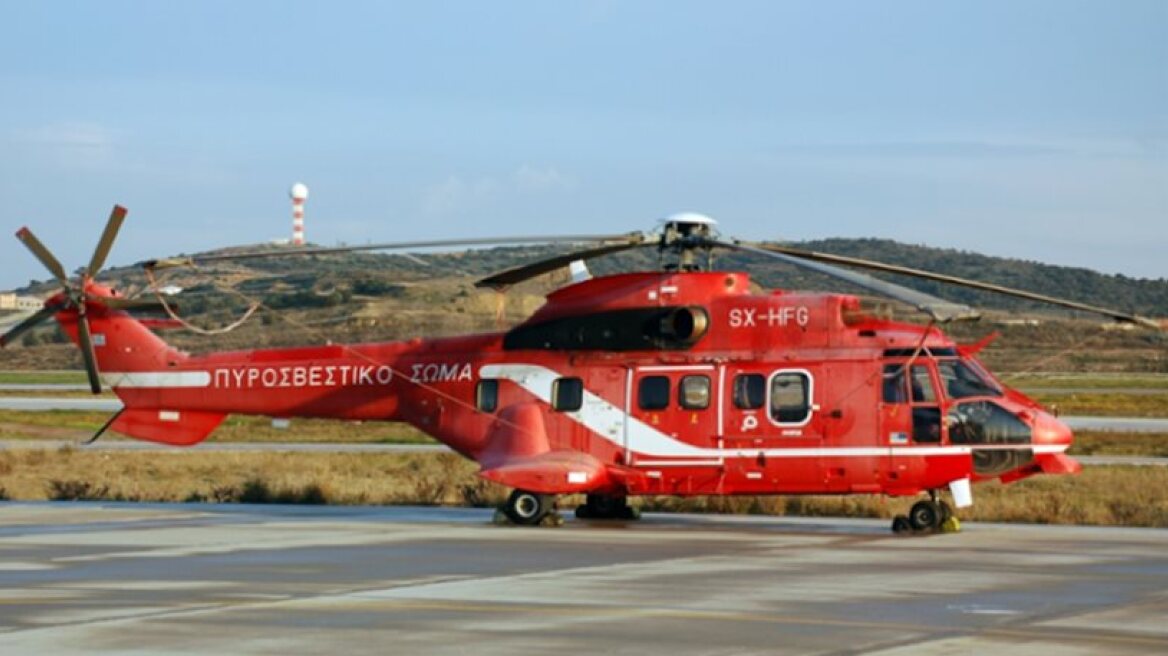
0, 293, 43, 312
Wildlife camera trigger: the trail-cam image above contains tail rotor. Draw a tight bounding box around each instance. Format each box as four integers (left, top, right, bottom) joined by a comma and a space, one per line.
1, 205, 159, 394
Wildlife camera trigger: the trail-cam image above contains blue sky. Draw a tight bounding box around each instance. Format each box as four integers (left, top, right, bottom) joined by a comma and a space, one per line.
1, 0, 1165, 290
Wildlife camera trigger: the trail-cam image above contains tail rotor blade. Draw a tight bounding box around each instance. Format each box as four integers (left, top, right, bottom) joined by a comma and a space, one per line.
87, 205, 128, 279
75, 312, 102, 394
0, 304, 63, 348
16, 227, 70, 288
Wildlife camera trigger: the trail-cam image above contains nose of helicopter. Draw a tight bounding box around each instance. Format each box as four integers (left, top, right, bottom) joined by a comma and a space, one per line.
1032, 410, 1073, 447
1031, 409, 1080, 474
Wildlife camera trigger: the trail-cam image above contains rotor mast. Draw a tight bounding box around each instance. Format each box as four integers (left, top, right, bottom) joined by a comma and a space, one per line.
658, 212, 718, 272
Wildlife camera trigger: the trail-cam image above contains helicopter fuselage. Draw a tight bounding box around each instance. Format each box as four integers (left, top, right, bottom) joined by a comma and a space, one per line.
84, 270, 1077, 501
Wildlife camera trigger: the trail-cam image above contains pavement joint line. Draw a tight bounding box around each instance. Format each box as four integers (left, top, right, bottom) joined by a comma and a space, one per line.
286, 597, 1168, 648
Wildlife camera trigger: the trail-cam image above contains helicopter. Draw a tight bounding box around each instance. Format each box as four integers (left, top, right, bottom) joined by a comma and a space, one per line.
2, 207, 1159, 533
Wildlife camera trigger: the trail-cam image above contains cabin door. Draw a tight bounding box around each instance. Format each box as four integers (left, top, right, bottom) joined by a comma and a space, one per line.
626, 365, 720, 458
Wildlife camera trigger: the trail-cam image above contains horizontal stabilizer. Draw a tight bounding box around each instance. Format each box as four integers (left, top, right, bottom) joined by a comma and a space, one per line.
111, 408, 227, 446
480, 451, 612, 495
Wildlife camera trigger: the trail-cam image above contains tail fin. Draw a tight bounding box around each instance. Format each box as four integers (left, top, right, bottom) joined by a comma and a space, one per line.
55, 293, 189, 374
6, 205, 227, 447
58, 291, 228, 446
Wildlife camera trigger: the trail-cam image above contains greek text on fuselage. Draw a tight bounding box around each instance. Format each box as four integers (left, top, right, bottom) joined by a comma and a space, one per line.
410, 362, 473, 384
212, 365, 394, 389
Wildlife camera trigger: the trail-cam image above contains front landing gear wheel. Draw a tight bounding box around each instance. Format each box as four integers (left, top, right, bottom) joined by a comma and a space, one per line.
504, 490, 554, 526
938, 500, 953, 524
909, 499, 942, 532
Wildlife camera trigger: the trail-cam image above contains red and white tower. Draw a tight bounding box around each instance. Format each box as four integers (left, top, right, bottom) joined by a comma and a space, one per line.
290, 182, 309, 246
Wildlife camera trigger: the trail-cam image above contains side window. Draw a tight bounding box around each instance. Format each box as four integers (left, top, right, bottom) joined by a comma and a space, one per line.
733, 374, 766, 409
552, 377, 583, 412
679, 375, 710, 410
770, 371, 811, 424
883, 364, 907, 403
476, 379, 498, 413
910, 365, 937, 403
638, 376, 670, 410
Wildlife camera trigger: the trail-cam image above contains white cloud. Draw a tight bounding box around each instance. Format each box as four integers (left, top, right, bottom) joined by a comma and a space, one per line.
419, 165, 577, 215
18, 121, 116, 149
9, 121, 119, 172
513, 165, 576, 192
419, 175, 501, 215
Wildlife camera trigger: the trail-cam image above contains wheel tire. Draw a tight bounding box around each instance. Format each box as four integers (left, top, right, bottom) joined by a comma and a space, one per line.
938, 500, 954, 524
505, 490, 551, 526
909, 500, 941, 532
891, 515, 912, 534
585, 494, 623, 519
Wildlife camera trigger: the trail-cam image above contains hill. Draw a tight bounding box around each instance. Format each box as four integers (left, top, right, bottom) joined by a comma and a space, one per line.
3, 237, 1165, 373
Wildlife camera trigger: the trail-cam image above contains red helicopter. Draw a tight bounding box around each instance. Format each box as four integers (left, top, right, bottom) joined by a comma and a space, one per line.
3, 207, 1158, 533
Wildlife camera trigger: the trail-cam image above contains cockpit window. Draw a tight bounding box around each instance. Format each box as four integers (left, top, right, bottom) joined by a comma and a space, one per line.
910, 365, 937, 403
937, 360, 1002, 399
948, 401, 1030, 445
882, 365, 907, 403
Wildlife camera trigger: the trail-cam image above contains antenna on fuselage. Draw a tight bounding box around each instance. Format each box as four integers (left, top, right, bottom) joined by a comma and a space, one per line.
568, 260, 592, 284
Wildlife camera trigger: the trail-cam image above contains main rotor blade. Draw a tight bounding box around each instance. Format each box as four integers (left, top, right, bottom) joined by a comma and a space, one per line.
744, 242, 1160, 329
142, 233, 643, 270
75, 312, 102, 394
86, 205, 128, 279
475, 238, 652, 291
719, 240, 980, 323
15, 227, 70, 287
0, 304, 63, 348
100, 297, 170, 312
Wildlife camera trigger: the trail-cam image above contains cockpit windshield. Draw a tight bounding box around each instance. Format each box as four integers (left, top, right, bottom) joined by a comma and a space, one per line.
936, 359, 1002, 399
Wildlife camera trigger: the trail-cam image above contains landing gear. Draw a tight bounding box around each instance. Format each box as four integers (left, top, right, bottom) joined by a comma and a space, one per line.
908, 499, 941, 531
498, 490, 561, 526
574, 494, 641, 520
891, 492, 959, 535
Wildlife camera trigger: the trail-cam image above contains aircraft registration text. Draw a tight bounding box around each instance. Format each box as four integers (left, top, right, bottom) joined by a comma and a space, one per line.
729, 306, 810, 328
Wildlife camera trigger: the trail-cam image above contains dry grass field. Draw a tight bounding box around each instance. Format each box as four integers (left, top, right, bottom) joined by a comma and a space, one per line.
1, 448, 1165, 528
1028, 392, 1168, 417
1072, 431, 1168, 457
0, 410, 432, 444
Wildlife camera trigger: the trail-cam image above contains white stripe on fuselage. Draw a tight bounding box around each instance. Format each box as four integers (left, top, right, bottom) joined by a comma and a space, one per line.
480, 363, 1069, 460
101, 371, 211, 388
480, 363, 705, 457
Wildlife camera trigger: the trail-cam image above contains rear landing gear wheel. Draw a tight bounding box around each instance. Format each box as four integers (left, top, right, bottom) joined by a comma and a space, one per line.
909, 499, 942, 532
891, 515, 912, 534
504, 489, 554, 526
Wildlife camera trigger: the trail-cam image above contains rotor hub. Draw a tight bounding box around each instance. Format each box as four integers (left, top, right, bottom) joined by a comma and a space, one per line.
657, 212, 719, 271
